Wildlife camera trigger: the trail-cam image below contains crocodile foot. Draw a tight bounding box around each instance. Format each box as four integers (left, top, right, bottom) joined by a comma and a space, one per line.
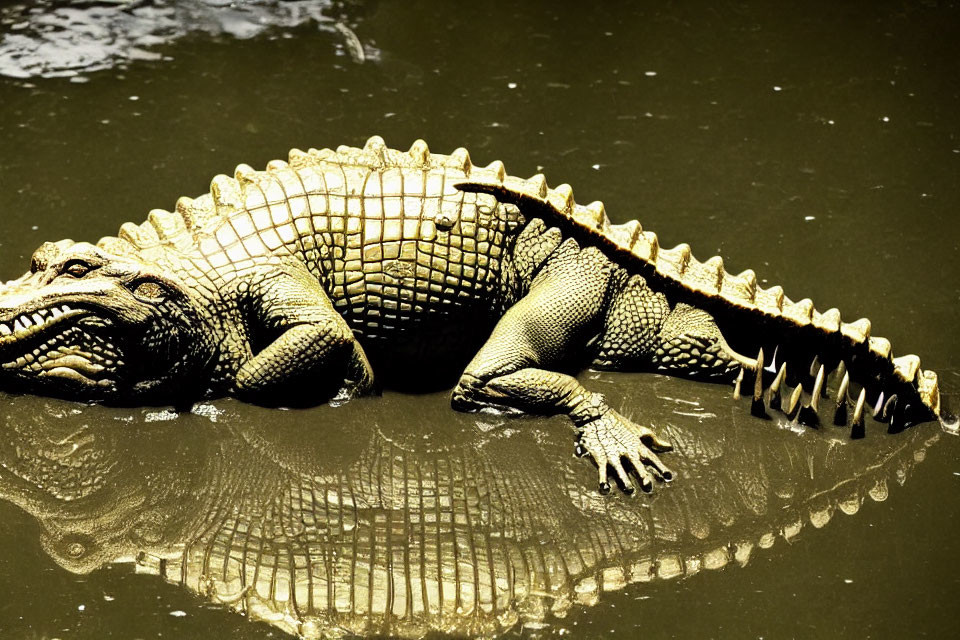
575, 409, 674, 495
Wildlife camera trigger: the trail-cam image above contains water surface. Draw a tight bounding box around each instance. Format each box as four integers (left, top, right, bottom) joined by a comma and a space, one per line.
1, 1, 958, 638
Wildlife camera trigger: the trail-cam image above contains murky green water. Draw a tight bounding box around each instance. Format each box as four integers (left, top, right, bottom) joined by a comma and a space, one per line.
1, 1, 958, 638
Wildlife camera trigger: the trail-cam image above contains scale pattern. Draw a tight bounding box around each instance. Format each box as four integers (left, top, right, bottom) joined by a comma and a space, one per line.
54, 135, 939, 423
0, 136, 946, 503
190, 162, 524, 345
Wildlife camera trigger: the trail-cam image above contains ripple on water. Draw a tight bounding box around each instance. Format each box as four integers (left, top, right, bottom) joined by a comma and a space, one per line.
0, 0, 377, 79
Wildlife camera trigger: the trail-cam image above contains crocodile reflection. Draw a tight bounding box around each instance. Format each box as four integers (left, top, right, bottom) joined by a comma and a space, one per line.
0, 378, 941, 638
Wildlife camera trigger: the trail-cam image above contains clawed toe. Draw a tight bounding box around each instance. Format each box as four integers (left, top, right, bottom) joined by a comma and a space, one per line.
577, 409, 676, 496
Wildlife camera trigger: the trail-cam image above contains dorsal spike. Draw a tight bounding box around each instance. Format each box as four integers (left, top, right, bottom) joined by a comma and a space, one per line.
584, 201, 607, 230
96, 235, 137, 257
892, 354, 920, 383
484, 160, 506, 182
868, 336, 892, 360
175, 196, 200, 231
720, 267, 758, 305
703, 255, 725, 292
118, 222, 146, 248
364, 135, 386, 152
447, 147, 471, 175
659, 243, 692, 277
265, 159, 289, 172
551, 183, 575, 214
358, 136, 386, 167
738, 269, 757, 289
234, 163, 257, 186
287, 148, 311, 167
210, 175, 243, 216
408, 139, 430, 166
841, 318, 872, 343
136, 221, 160, 247
147, 208, 186, 242
637, 231, 659, 262
785, 298, 814, 325
738, 269, 758, 300
759, 285, 785, 311
813, 308, 842, 332
527, 174, 549, 199
309, 148, 337, 163
610, 220, 641, 251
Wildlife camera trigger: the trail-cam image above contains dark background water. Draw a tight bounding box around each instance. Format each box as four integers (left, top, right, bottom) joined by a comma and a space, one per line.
0, 1, 959, 638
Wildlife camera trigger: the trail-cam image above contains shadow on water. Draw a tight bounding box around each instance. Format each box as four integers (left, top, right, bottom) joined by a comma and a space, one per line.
0, 0, 959, 638
0, 374, 952, 638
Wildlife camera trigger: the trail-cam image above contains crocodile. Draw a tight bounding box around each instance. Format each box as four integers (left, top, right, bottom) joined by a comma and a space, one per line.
0, 136, 945, 495
0, 390, 944, 638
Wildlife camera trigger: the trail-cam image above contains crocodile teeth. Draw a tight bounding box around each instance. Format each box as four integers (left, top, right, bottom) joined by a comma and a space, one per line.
784, 385, 803, 420
872, 391, 886, 419
1, 304, 80, 339
733, 367, 744, 400
751, 348, 767, 419
770, 363, 787, 411
881, 394, 898, 425
834, 361, 847, 389
834, 372, 850, 426
851, 388, 867, 439
811, 365, 825, 410
798, 365, 825, 427
764, 345, 779, 373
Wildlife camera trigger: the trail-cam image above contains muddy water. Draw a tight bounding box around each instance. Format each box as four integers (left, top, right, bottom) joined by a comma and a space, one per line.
0, 1, 959, 638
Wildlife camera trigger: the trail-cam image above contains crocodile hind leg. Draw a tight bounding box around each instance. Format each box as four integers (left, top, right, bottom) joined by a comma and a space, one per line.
452, 241, 673, 494
594, 273, 755, 378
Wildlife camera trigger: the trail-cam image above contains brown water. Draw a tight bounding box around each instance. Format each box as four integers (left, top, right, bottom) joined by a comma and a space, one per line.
1, 1, 959, 638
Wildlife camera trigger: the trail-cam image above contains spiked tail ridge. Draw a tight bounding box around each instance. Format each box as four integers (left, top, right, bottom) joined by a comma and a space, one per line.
84, 135, 942, 427
449, 149, 942, 426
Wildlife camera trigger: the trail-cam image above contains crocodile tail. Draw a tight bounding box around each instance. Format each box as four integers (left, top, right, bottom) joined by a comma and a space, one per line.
452, 163, 942, 426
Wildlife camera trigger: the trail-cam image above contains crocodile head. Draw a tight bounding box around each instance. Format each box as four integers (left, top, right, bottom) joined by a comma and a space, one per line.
0, 240, 214, 401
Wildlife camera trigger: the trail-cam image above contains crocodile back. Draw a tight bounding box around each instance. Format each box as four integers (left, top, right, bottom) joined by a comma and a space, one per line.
89, 136, 941, 419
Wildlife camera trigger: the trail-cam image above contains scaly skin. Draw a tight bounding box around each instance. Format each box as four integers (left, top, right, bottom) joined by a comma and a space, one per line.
0, 136, 944, 495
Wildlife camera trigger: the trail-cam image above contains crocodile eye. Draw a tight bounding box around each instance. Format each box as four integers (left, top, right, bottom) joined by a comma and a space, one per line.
132, 280, 166, 302
62, 260, 92, 278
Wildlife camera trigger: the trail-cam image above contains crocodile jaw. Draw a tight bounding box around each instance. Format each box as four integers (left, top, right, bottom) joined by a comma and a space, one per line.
0, 301, 124, 395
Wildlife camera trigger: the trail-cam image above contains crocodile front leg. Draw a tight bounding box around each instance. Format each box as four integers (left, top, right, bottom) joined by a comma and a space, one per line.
452, 240, 673, 494
233, 263, 374, 403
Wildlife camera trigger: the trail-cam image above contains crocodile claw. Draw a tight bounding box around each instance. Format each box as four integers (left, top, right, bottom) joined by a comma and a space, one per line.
578, 409, 673, 495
